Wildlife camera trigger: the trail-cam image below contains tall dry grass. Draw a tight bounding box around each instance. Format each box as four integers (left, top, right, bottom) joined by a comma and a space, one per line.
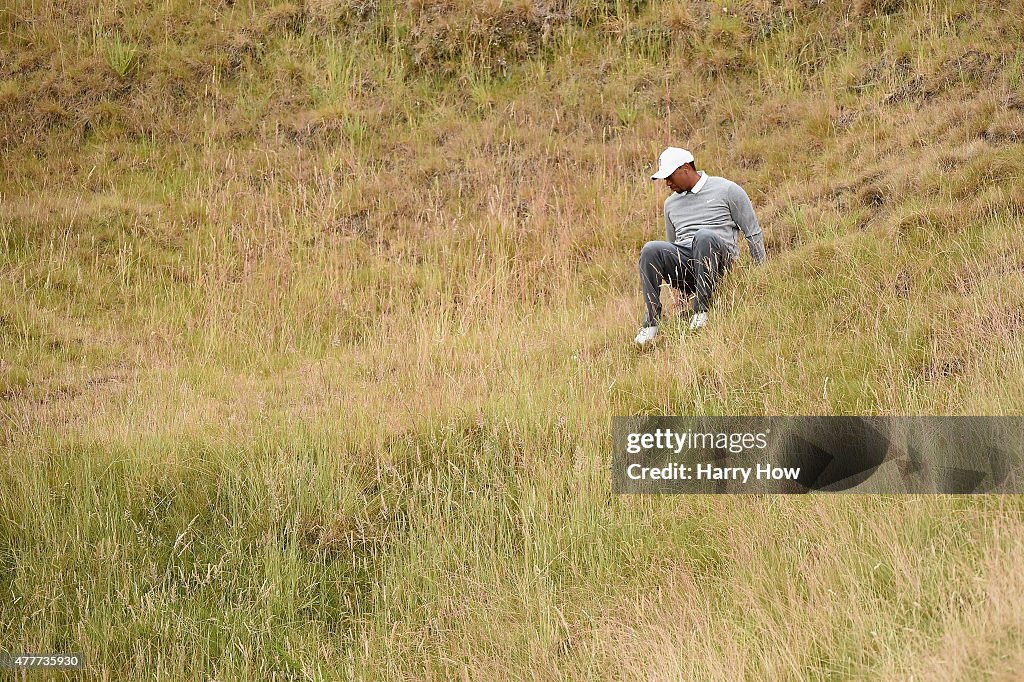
3, 0, 1024, 678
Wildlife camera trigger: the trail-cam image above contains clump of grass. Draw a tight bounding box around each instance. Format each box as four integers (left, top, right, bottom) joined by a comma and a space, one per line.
342, 113, 368, 145
1007, 52, 1024, 90
407, 1, 547, 78
853, 0, 904, 18
101, 33, 139, 79
615, 99, 638, 127
660, 1, 699, 36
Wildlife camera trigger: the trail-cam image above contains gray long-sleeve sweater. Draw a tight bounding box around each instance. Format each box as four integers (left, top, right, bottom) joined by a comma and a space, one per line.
664, 172, 766, 264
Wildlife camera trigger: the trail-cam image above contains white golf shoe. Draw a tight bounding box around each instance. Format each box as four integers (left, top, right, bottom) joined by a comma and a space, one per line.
634, 325, 659, 346
689, 312, 708, 331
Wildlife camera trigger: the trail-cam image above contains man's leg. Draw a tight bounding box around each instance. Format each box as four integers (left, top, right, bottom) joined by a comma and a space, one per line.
638, 240, 685, 327
689, 229, 735, 314
674, 242, 697, 308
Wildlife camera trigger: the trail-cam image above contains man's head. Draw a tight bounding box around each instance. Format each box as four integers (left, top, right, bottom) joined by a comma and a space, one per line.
651, 147, 700, 193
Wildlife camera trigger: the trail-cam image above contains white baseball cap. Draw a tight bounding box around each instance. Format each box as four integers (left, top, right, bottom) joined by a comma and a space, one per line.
651, 147, 695, 180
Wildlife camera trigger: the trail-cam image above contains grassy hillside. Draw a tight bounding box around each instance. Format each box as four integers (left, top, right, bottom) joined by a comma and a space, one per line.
3, 0, 1024, 678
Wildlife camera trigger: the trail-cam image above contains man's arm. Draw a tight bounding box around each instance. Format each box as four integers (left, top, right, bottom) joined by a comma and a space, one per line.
664, 201, 675, 243
727, 183, 766, 264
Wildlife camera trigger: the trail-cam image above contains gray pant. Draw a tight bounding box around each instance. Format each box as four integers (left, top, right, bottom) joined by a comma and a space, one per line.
639, 229, 735, 326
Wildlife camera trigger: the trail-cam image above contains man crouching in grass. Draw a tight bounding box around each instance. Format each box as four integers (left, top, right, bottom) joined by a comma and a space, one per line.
634, 147, 767, 346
